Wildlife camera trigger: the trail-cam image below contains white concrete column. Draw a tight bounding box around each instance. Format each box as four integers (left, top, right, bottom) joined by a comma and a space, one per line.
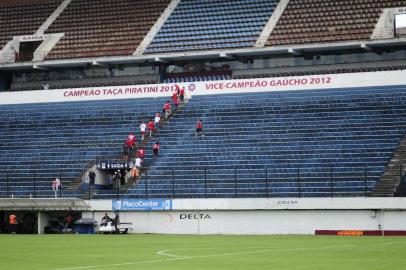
37, 211, 49, 235
255, 0, 290, 47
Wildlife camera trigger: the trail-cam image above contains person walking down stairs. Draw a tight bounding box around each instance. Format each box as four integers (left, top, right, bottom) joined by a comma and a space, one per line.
153, 141, 160, 160
163, 101, 171, 119
140, 121, 147, 141
195, 119, 204, 138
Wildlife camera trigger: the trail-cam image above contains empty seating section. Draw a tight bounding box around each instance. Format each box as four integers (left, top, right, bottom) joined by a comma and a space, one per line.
164, 70, 232, 83
10, 76, 159, 91
267, 0, 406, 46
0, 97, 167, 198
45, 0, 171, 60
164, 75, 230, 83
233, 64, 406, 80
145, 0, 278, 53
0, 0, 62, 49
126, 86, 406, 198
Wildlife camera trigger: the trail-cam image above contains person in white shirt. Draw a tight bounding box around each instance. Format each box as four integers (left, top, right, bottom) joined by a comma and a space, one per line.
135, 157, 142, 170
154, 112, 161, 132
43, 82, 50, 90
52, 178, 61, 191
140, 121, 147, 140
52, 178, 61, 198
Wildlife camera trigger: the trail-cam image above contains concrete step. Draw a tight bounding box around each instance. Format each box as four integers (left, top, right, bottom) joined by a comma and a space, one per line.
375, 185, 398, 190
375, 185, 398, 189
373, 132, 406, 196
369, 193, 394, 197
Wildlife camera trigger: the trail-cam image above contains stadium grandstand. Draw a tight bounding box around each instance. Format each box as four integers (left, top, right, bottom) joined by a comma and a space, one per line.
1, 0, 406, 237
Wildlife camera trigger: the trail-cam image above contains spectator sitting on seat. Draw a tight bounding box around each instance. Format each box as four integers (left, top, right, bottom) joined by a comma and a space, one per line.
148, 119, 155, 137
153, 141, 160, 160
140, 121, 147, 141
101, 213, 111, 226
163, 101, 171, 119
195, 119, 204, 138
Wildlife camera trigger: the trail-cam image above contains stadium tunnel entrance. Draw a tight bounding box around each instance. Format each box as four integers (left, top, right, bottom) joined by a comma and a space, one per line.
90, 160, 135, 189
17, 41, 42, 62
0, 198, 90, 234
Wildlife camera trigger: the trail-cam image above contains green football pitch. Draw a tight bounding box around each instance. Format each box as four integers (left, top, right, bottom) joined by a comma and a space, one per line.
1, 234, 405, 270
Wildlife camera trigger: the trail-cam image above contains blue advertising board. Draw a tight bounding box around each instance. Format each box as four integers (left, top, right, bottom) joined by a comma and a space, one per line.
112, 199, 172, 211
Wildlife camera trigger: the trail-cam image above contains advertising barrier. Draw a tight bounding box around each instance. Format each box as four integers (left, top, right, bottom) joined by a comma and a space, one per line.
112, 199, 172, 211
1, 70, 406, 105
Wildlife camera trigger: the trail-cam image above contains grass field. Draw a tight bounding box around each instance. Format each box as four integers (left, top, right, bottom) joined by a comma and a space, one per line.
0, 234, 406, 270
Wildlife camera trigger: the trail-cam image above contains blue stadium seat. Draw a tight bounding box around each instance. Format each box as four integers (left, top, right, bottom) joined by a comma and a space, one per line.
0, 97, 167, 198
2, 85, 406, 199
124, 85, 406, 199
146, 0, 278, 53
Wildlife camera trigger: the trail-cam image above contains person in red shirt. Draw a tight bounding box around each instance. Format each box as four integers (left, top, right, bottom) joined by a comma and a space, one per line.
172, 92, 178, 102
152, 141, 160, 160
136, 147, 145, 160
195, 119, 204, 138
175, 84, 181, 95
163, 101, 171, 119
9, 214, 17, 234
126, 132, 136, 147
126, 132, 136, 158
148, 119, 155, 137
172, 92, 179, 110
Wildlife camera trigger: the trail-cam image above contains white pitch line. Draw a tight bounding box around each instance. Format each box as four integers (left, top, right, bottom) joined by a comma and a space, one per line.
53, 257, 186, 270
54, 244, 352, 270
157, 244, 357, 259
157, 249, 191, 259
53, 241, 406, 270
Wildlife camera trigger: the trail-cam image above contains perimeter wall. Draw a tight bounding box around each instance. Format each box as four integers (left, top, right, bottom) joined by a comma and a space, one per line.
83, 198, 406, 235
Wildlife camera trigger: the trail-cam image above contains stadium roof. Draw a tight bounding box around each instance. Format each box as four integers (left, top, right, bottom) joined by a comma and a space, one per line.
0, 198, 90, 211
1, 38, 406, 71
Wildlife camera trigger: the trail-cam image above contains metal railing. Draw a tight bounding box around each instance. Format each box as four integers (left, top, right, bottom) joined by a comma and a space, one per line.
0, 170, 64, 199
111, 165, 389, 200
1, 164, 405, 199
